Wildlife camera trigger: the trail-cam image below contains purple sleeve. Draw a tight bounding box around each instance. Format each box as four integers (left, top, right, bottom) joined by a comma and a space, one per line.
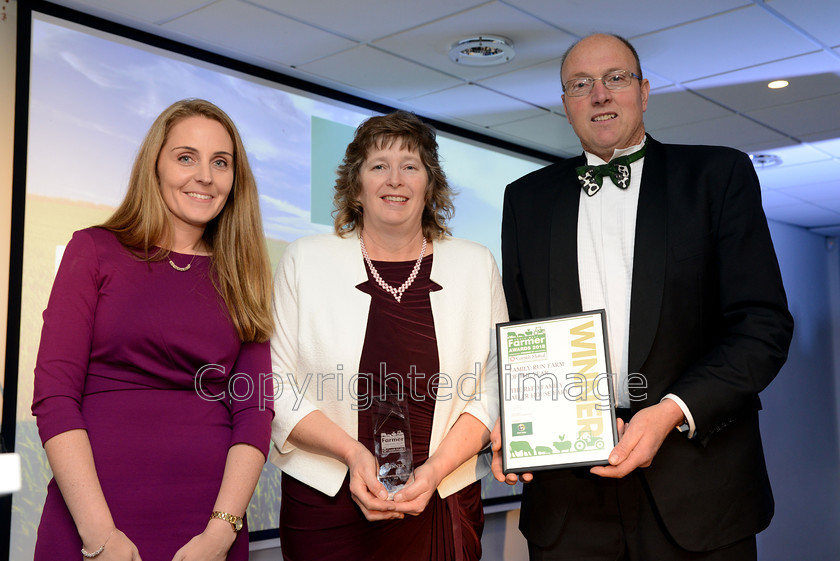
229, 340, 274, 458
31, 230, 100, 445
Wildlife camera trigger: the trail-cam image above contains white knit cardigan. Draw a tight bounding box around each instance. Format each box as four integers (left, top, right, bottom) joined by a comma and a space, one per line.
269, 233, 508, 498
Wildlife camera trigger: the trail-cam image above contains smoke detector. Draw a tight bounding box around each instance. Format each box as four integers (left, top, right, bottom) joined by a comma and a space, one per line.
749, 153, 782, 168
449, 36, 515, 67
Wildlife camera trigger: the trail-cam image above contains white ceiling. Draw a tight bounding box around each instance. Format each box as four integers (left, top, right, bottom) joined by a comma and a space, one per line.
44, 0, 840, 236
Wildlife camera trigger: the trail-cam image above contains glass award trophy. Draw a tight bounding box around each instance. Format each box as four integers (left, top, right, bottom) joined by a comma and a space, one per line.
372, 391, 413, 499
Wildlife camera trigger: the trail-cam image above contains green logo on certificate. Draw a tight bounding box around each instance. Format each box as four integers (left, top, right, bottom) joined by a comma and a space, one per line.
512, 422, 533, 436
506, 327, 547, 356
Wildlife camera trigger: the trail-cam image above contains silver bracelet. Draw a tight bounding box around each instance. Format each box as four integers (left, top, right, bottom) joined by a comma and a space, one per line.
81, 528, 116, 558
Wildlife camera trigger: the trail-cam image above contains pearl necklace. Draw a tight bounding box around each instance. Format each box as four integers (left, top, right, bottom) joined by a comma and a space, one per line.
359, 235, 427, 303
168, 253, 196, 272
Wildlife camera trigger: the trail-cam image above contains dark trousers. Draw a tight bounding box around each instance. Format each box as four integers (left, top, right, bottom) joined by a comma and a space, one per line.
526, 470, 757, 561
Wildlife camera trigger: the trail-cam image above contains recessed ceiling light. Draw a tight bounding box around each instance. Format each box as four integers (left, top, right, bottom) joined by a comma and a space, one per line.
749, 153, 783, 168
449, 36, 515, 67
768, 80, 789, 89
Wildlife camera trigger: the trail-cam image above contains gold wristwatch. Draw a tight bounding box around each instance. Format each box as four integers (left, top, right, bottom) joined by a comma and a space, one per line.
210, 511, 243, 532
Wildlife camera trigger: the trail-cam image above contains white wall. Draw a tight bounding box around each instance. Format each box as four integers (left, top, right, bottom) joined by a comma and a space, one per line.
757, 222, 840, 560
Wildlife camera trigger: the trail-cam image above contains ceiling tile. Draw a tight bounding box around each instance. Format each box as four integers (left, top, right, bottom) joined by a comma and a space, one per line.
747, 143, 834, 168
298, 45, 463, 100
504, 0, 750, 37
755, 158, 840, 190
245, 0, 488, 42
807, 137, 840, 158
745, 92, 840, 141
648, 114, 789, 151
645, 75, 677, 90
809, 225, 840, 236
764, 201, 840, 228
737, 138, 801, 155
642, 87, 733, 132
160, 0, 357, 66
489, 112, 580, 155
373, 1, 577, 82
686, 52, 840, 112
760, 189, 808, 209
477, 58, 565, 112
632, 5, 819, 83
46, 0, 214, 24
777, 180, 840, 205
816, 199, 840, 213
800, 129, 840, 144
401, 83, 545, 127
764, 0, 840, 47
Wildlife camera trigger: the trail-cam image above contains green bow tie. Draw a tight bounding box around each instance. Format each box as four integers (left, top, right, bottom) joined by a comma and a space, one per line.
576, 145, 646, 196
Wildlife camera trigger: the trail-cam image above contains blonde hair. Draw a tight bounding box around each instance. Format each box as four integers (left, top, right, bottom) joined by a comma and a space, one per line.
333, 111, 454, 240
100, 98, 272, 342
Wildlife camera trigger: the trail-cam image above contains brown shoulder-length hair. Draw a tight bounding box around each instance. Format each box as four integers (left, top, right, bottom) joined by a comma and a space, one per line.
333, 111, 454, 240
100, 98, 272, 343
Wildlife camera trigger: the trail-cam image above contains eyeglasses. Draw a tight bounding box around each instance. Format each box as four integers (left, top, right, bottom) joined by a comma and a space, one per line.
563, 70, 642, 97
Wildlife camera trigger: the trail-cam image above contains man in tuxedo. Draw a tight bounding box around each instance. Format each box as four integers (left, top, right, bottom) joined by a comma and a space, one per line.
491, 33, 793, 560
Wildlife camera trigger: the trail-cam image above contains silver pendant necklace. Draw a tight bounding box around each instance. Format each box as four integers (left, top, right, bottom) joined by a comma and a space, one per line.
359, 235, 427, 303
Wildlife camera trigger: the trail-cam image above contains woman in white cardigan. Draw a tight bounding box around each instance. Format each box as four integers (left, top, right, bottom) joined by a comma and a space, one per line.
270, 111, 507, 560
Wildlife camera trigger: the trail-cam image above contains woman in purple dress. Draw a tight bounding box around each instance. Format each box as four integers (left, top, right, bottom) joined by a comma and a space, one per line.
270, 111, 508, 560
31, 99, 274, 560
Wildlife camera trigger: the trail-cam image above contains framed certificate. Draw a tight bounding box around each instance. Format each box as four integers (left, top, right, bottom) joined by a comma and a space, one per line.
497, 310, 617, 473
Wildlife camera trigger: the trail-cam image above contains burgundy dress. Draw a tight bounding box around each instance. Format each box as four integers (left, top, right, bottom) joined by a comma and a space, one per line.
280, 256, 484, 561
31, 228, 272, 560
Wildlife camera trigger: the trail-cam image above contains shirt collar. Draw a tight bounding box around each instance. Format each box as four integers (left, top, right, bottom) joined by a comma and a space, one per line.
584, 138, 647, 166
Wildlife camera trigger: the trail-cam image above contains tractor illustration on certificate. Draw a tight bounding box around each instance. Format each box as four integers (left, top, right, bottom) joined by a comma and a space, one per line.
574, 429, 604, 451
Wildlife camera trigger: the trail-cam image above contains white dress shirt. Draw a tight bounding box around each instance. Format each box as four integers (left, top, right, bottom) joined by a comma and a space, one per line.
577, 139, 695, 435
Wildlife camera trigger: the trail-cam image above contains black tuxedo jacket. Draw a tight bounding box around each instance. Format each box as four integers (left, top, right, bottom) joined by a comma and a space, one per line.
501, 136, 793, 552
